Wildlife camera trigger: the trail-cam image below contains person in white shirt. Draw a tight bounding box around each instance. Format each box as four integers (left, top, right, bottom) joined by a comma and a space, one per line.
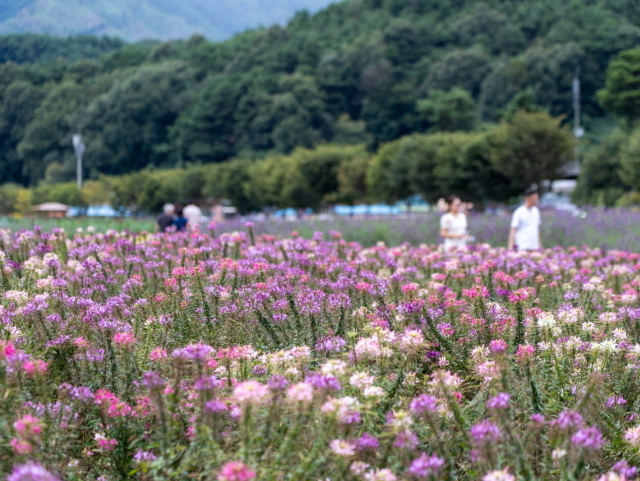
440, 195, 470, 251
508, 186, 542, 251
183, 200, 203, 232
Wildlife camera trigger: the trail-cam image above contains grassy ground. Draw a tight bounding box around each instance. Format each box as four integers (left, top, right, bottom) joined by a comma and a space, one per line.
0, 216, 156, 233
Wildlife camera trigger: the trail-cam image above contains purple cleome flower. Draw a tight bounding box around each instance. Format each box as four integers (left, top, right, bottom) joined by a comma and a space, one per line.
408, 453, 445, 478
8, 462, 61, 481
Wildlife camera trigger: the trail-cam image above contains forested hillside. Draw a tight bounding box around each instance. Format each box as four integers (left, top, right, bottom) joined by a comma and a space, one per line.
0, 0, 639, 188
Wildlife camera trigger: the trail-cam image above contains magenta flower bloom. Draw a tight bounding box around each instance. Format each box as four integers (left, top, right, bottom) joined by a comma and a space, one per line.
8, 462, 61, 481
612, 460, 637, 478
134, 450, 157, 462
267, 375, 289, 391
408, 453, 445, 478
194, 375, 222, 392
232, 381, 269, 406
14, 414, 42, 438
606, 396, 627, 408
315, 336, 347, 353
172, 344, 214, 362
356, 433, 380, 450
217, 461, 256, 481
488, 339, 508, 353
550, 410, 583, 429
305, 373, 342, 391
571, 426, 605, 451
205, 399, 228, 413
141, 371, 165, 390
530, 414, 545, 425
486, 393, 510, 410
410, 394, 438, 416
113, 332, 136, 347
470, 420, 501, 444
394, 430, 419, 449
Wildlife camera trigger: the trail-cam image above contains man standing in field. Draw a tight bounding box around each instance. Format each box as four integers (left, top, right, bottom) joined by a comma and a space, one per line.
508, 186, 542, 251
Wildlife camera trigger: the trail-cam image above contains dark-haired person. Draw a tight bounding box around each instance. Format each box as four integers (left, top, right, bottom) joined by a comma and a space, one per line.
174, 205, 188, 232
440, 195, 470, 251
508, 186, 541, 251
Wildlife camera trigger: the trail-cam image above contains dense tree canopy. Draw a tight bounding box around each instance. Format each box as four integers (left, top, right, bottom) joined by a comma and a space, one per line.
0, 0, 638, 205
488, 110, 575, 193
598, 46, 640, 130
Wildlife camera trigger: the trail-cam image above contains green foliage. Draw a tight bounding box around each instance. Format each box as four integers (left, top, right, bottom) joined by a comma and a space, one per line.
17, 81, 88, 184
367, 130, 514, 206
599, 46, 640, 130
573, 132, 627, 206
0, 79, 45, 184
208, 159, 261, 215
620, 127, 640, 191
332, 114, 374, 146
0, 0, 639, 205
617, 191, 640, 206
417, 87, 476, 132
0, 110, 596, 215
366, 140, 413, 205
47, 182, 86, 207
422, 49, 493, 99
82, 61, 197, 175
332, 153, 371, 205
488, 110, 575, 193
0, 34, 125, 64
0, 182, 21, 214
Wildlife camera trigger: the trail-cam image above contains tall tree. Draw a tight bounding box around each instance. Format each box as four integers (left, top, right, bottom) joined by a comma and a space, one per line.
598, 46, 640, 130
620, 127, 640, 191
0, 80, 45, 184
573, 133, 627, 206
488, 110, 574, 192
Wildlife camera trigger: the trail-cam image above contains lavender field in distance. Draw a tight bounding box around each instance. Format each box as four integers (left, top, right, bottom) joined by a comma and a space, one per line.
217, 208, 640, 252
1, 207, 639, 252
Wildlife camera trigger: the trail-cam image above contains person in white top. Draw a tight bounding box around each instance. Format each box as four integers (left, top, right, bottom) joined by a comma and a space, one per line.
440, 195, 470, 251
183, 200, 203, 232
508, 186, 542, 251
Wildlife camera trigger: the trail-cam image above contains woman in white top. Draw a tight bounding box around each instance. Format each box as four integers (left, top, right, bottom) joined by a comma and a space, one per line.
440, 195, 469, 251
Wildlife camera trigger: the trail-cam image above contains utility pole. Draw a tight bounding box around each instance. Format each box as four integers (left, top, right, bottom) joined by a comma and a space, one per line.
72, 133, 85, 189
572, 70, 584, 164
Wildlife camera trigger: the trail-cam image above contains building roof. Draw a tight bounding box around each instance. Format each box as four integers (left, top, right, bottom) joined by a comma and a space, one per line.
32, 202, 70, 212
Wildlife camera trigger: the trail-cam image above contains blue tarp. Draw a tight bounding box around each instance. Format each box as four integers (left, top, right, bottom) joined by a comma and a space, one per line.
68, 205, 130, 217
333, 204, 402, 215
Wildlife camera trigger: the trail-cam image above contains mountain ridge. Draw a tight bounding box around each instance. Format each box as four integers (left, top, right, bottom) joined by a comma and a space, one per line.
0, 0, 337, 41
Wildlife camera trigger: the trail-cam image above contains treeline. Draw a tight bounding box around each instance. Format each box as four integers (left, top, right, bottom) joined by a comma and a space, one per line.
574, 46, 640, 206
0, 34, 126, 64
0, 0, 639, 189
0, 110, 574, 215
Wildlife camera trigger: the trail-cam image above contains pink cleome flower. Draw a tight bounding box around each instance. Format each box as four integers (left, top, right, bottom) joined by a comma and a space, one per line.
217, 461, 256, 481
113, 332, 136, 347
22, 360, 48, 377
232, 381, 269, 406
14, 414, 43, 439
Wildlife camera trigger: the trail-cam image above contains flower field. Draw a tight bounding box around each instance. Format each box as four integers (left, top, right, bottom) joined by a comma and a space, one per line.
1, 226, 640, 481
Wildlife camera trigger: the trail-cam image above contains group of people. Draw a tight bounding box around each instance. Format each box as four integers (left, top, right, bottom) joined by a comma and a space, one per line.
440, 186, 541, 252
156, 201, 202, 233
156, 189, 542, 251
